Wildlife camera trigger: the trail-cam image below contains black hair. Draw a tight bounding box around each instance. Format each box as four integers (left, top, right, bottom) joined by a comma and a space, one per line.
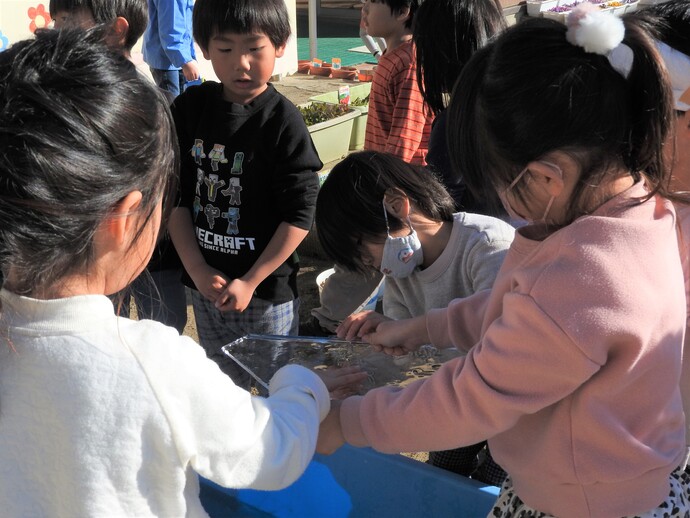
636, 0, 690, 57
447, 16, 674, 222
0, 28, 177, 296
315, 151, 455, 273
413, 0, 506, 115
378, 0, 421, 30
193, 0, 291, 51
49, 0, 148, 51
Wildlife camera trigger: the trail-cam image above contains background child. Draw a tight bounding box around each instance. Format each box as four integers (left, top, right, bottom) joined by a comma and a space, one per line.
317, 8, 690, 517
50, 0, 146, 58
359, 8, 386, 62
316, 150, 514, 484
169, 0, 322, 383
0, 28, 336, 516
50, 0, 188, 333
311, 0, 433, 335
143, 0, 199, 97
413, 0, 505, 214
361, 0, 431, 165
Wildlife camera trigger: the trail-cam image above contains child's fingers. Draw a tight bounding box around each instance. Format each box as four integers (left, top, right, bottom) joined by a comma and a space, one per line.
358, 318, 382, 337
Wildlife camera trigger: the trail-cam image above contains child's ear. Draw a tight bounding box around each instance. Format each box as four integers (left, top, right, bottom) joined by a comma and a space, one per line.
200, 46, 211, 61
275, 44, 286, 59
383, 189, 411, 220
527, 160, 565, 198
108, 16, 129, 49
395, 6, 412, 25
101, 191, 144, 247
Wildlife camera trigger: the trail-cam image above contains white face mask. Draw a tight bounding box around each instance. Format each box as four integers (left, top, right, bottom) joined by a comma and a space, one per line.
379, 201, 423, 278
498, 161, 562, 224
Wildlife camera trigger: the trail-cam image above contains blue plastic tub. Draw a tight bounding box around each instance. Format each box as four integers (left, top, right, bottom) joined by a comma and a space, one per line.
199, 444, 499, 517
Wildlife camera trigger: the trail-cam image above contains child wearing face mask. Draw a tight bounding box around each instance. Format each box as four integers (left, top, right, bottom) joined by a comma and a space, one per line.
316, 6, 690, 517
315, 150, 514, 483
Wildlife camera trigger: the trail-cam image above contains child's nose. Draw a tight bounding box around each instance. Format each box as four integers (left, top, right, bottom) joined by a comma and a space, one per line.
235, 54, 250, 71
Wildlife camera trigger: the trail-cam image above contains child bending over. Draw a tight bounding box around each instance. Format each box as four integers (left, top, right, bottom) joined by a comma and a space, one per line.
315, 150, 514, 484
0, 28, 362, 517
318, 7, 690, 517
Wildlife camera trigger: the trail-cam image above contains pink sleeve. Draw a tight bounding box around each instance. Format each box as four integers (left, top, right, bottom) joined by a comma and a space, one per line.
339, 293, 598, 453
676, 209, 690, 445
427, 290, 492, 353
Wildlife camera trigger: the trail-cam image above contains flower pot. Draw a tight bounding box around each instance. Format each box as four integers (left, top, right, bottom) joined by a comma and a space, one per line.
309, 83, 372, 151
331, 66, 358, 80
299, 102, 360, 163
310, 65, 332, 77
357, 71, 374, 82
543, 8, 569, 21
624, 0, 639, 11
526, 0, 559, 16
297, 60, 311, 74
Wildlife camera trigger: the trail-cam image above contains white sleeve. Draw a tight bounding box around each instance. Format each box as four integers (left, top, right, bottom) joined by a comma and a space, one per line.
131, 326, 330, 491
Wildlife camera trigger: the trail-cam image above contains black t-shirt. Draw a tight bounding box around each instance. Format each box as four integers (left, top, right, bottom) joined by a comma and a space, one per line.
171, 82, 322, 302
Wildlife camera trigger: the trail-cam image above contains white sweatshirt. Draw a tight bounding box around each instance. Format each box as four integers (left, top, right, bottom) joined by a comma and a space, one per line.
0, 289, 329, 517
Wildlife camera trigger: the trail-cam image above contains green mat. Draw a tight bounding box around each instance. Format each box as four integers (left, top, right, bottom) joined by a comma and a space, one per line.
296, 37, 372, 67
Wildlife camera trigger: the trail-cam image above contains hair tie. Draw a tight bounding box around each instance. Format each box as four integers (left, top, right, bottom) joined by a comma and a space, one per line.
566, 3, 625, 55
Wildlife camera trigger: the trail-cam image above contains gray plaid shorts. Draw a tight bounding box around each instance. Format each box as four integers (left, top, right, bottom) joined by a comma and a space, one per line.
191, 290, 299, 386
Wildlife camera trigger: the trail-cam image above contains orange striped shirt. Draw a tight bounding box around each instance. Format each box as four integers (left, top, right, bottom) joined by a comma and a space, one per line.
364, 40, 434, 165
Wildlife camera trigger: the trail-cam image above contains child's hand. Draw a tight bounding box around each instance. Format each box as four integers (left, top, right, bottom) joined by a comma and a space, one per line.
317, 400, 345, 455
337, 310, 391, 341
315, 365, 369, 399
363, 316, 429, 356
189, 264, 228, 303
215, 278, 256, 312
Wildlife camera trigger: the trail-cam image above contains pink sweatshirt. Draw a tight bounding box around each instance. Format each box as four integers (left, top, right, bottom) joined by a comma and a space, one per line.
341, 183, 686, 518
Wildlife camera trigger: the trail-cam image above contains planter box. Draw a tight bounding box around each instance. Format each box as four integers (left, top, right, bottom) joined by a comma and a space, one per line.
199, 444, 499, 518
526, 0, 559, 16
300, 102, 360, 163
310, 83, 372, 151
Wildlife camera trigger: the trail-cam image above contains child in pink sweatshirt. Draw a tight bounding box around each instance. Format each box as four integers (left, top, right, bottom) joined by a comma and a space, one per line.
317, 7, 690, 518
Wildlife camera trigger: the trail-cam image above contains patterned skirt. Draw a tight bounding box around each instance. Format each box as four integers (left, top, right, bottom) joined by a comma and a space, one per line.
489, 466, 690, 518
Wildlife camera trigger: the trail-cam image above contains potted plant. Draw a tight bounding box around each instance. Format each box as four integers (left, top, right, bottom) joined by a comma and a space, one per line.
298, 102, 360, 163
309, 83, 372, 151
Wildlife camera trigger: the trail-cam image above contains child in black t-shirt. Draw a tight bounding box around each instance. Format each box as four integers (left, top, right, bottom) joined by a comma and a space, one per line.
169, 0, 322, 383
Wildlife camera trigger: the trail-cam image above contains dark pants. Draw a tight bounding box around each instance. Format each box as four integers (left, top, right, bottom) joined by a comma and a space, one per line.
150, 68, 187, 97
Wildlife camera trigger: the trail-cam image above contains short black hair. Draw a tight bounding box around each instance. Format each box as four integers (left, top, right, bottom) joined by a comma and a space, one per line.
193, 0, 291, 51
48, 0, 147, 51
316, 151, 454, 273
381, 0, 422, 30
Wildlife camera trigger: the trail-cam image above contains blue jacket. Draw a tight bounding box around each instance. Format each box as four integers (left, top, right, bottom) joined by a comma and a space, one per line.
143, 0, 196, 70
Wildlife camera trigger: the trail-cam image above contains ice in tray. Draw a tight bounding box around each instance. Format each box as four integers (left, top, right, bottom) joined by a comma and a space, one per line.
221, 334, 461, 396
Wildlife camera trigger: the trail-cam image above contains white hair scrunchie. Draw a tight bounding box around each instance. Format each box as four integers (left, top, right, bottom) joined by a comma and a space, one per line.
565, 3, 625, 55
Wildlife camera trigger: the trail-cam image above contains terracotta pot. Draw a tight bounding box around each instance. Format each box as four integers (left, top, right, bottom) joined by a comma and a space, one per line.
310, 65, 332, 77
357, 71, 374, 82
297, 60, 311, 74
332, 67, 358, 80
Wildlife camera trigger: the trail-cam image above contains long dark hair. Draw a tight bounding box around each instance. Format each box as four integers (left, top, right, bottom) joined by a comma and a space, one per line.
447, 16, 674, 222
414, 0, 506, 115
0, 28, 178, 295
